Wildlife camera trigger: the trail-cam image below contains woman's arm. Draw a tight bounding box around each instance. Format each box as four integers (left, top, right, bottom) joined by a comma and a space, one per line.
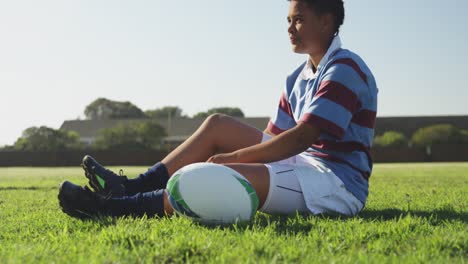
263, 127, 276, 137
208, 122, 320, 164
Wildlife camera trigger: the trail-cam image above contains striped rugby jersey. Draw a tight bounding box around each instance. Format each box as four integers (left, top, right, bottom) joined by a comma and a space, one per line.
268, 36, 378, 203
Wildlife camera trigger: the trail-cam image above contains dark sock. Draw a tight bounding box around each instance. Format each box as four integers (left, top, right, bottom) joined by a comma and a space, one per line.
124, 162, 170, 195
105, 189, 165, 217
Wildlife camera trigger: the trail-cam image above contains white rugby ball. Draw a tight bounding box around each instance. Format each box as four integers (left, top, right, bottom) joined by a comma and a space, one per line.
166, 162, 259, 224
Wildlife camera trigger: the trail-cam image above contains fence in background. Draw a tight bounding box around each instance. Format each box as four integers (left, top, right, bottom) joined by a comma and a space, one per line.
0, 150, 166, 167
371, 144, 468, 163
0, 144, 467, 167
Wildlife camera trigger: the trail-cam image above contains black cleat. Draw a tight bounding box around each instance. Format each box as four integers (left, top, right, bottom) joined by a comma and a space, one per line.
58, 180, 110, 219
81, 155, 127, 198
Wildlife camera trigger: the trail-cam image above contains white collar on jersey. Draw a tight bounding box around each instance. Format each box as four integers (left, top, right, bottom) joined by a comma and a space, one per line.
299, 35, 342, 80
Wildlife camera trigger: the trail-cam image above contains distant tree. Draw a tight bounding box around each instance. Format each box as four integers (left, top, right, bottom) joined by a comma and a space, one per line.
193, 107, 245, 118
462, 130, 468, 143
93, 121, 167, 150
84, 98, 146, 120
145, 106, 186, 119
193, 112, 209, 118
137, 122, 168, 147
13, 126, 83, 151
0, 145, 14, 151
374, 131, 408, 147
411, 124, 465, 147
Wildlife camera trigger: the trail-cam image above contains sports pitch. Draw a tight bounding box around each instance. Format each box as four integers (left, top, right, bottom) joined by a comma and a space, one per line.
0, 163, 466, 263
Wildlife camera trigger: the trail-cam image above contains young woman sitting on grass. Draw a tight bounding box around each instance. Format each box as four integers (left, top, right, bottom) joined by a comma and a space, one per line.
58, 0, 378, 218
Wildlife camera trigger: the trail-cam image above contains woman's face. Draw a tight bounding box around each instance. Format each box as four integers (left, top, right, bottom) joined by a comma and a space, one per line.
287, 1, 327, 55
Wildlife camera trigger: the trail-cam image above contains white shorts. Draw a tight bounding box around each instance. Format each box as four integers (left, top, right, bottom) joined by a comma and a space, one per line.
259, 133, 364, 216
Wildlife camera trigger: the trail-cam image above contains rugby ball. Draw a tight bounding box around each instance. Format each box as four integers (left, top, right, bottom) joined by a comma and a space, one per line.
166, 162, 259, 224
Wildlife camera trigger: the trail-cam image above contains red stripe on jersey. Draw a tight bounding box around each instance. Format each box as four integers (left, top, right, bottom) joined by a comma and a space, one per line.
351, 109, 377, 128
312, 140, 370, 153
279, 92, 294, 119
300, 114, 345, 138
331, 58, 368, 85
315, 80, 361, 113
312, 139, 374, 167
267, 121, 286, 135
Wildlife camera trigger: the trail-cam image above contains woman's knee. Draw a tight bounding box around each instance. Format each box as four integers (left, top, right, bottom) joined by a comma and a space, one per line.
201, 114, 262, 153
203, 113, 232, 129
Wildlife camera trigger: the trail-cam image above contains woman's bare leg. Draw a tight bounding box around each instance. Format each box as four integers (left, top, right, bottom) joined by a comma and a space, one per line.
162, 114, 264, 175
163, 163, 270, 215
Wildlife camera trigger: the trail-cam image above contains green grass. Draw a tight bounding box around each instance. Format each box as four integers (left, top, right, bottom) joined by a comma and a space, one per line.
0, 163, 467, 263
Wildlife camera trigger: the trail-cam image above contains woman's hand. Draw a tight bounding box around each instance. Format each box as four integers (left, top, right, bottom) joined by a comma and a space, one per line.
207, 152, 239, 164
207, 122, 320, 164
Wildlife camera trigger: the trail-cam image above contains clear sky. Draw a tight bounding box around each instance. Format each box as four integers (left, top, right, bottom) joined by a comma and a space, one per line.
1, 0, 467, 146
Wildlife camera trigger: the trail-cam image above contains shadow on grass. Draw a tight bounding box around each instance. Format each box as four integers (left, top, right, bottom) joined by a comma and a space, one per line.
63, 207, 468, 235
214, 207, 468, 235
358, 208, 468, 224
57, 206, 467, 234
0, 186, 56, 191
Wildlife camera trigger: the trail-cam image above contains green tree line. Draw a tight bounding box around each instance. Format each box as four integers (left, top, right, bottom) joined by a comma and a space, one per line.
2, 98, 245, 152
85, 98, 244, 120
2, 98, 468, 152
374, 124, 468, 147
5, 123, 468, 152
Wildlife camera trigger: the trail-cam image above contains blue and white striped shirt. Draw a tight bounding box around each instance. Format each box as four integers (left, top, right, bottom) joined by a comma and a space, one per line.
268, 36, 378, 203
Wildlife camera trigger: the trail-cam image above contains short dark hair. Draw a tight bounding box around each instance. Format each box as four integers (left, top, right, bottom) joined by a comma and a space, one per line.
288, 0, 345, 35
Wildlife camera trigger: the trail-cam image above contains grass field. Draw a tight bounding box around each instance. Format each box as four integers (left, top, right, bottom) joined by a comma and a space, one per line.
0, 163, 467, 263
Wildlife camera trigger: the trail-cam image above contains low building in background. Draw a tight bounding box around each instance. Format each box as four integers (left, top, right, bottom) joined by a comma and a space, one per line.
60, 115, 468, 149
60, 117, 270, 148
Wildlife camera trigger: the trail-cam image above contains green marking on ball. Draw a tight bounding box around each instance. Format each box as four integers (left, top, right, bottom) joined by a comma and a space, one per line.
234, 175, 259, 216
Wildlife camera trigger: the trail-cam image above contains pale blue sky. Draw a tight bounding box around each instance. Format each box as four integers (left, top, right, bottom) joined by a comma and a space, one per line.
1, 0, 467, 146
